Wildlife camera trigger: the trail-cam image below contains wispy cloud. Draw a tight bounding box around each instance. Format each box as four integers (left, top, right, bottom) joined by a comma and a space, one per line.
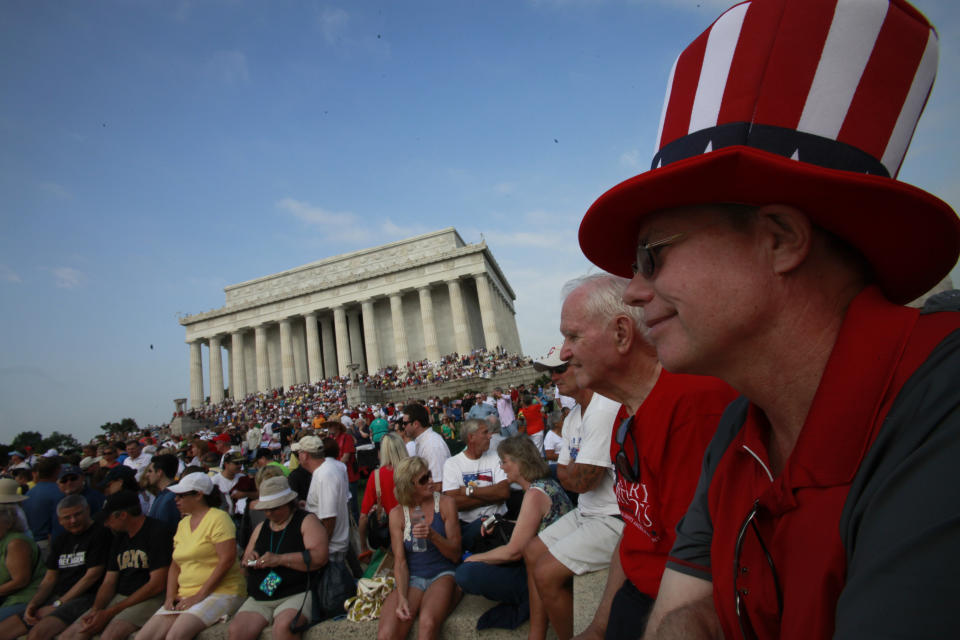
278, 198, 358, 226
492, 181, 518, 195
381, 219, 429, 239
319, 7, 350, 45
205, 50, 250, 86
38, 181, 72, 200
317, 6, 390, 58
0, 264, 21, 283
51, 267, 86, 289
626, 0, 733, 11
620, 149, 641, 169
277, 197, 369, 243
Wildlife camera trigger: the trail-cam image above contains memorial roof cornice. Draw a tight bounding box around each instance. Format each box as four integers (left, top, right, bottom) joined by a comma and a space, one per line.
180, 231, 515, 326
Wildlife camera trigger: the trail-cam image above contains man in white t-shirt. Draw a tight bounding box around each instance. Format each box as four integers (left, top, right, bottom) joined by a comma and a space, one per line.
122, 440, 152, 482
442, 418, 510, 552
525, 343, 623, 640
295, 435, 349, 556
402, 402, 449, 492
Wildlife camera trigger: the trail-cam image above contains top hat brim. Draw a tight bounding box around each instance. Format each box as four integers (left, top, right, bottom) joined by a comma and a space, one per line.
579, 146, 959, 304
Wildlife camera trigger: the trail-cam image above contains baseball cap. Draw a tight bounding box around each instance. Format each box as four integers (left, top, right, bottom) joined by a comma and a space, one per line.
103, 490, 141, 513
533, 345, 567, 371
291, 436, 323, 453
168, 472, 213, 495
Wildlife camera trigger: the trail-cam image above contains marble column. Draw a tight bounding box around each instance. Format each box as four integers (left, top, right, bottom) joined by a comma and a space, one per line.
333, 306, 351, 376
347, 308, 366, 373
189, 341, 204, 408
320, 315, 337, 379
280, 318, 295, 389
447, 279, 471, 355
255, 325, 270, 393
361, 300, 381, 373
475, 272, 503, 350
231, 331, 247, 399
418, 286, 441, 362
304, 312, 322, 383
209, 335, 224, 404
390, 293, 409, 366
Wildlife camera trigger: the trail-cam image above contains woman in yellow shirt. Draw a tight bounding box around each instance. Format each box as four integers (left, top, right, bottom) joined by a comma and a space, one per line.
138, 472, 245, 640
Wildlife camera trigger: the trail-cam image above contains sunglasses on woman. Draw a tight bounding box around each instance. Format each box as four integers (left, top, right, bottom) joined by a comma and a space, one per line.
416, 472, 432, 485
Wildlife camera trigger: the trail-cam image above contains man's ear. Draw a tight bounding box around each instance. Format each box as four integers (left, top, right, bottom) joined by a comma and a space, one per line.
612, 316, 634, 354
755, 204, 812, 275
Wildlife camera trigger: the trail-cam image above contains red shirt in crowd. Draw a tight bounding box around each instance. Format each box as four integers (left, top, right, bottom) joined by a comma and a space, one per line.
611, 370, 736, 599
361, 466, 398, 515
520, 404, 545, 436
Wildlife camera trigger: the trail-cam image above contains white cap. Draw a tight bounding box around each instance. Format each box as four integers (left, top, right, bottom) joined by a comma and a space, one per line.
167, 472, 213, 495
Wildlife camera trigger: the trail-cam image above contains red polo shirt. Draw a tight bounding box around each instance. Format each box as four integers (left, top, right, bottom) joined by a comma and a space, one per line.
670, 287, 960, 640
611, 371, 736, 598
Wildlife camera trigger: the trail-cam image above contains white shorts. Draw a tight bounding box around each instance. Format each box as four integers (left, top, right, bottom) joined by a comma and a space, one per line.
538, 510, 624, 575
154, 593, 246, 627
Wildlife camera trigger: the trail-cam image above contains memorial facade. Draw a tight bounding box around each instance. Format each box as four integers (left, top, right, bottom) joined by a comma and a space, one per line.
180, 228, 523, 408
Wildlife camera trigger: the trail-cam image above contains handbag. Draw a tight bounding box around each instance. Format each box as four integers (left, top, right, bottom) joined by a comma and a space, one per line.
319, 557, 357, 619
345, 576, 396, 622
471, 514, 516, 554
366, 469, 392, 550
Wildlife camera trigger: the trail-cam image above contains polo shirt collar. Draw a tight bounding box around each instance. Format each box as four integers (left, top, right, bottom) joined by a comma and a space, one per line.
739, 286, 918, 504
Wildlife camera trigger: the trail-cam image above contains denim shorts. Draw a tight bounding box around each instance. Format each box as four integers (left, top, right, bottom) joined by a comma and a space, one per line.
409, 570, 455, 592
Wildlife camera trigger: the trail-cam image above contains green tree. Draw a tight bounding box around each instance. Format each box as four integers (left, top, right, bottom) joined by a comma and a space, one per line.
100, 417, 139, 435
41, 431, 81, 453
10, 431, 43, 452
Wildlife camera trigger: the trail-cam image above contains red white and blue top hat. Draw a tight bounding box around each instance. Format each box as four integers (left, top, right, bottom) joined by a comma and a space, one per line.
579, 0, 959, 304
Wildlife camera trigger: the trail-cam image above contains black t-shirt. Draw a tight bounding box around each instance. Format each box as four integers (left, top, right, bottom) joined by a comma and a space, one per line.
287, 466, 312, 502
109, 516, 174, 596
48, 522, 112, 597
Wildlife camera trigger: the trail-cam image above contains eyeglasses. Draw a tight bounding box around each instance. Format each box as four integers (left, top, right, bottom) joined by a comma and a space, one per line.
733, 500, 782, 640
551, 363, 569, 374
632, 233, 686, 278
416, 472, 432, 485
174, 491, 200, 499
402, 419, 412, 425
614, 415, 640, 483
58, 476, 80, 483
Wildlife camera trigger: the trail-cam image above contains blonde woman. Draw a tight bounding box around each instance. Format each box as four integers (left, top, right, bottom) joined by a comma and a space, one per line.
358, 433, 407, 554
377, 457, 460, 640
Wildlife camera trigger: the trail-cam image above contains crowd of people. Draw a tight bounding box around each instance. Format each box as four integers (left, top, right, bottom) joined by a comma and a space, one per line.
4, 0, 960, 638
177, 347, 532, 432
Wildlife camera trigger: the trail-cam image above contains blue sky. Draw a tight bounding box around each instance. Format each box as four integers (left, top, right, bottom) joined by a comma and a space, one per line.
1, 0, 957, 445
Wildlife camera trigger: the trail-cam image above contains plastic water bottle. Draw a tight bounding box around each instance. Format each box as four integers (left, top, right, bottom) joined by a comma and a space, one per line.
411, 506, 427, 552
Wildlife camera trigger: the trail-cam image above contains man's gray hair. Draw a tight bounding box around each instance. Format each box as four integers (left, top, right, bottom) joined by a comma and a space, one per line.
461, 418, 488, 444
485, 414, 502, 435
561, 273, 644, 331
57, 493, 89, 514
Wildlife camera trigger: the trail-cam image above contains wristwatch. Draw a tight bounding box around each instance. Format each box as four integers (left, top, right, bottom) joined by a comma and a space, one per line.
466, 485, 475, 497
53, 600, 62, 608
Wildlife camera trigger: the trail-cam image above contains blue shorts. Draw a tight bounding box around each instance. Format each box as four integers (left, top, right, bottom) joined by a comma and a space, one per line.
409, 570, 455, 592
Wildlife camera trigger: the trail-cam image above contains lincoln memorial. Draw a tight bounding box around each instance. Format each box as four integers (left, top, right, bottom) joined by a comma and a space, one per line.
180, 228, 523, 408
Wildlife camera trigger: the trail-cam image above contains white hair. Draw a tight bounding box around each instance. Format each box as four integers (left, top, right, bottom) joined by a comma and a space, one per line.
561, 273, 645, 331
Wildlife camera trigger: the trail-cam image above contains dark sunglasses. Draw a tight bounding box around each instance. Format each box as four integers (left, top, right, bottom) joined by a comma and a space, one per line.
551, 363, 569, 374
416, 472, 432, 485
734, 499, 783, 640
58, 475, 80, 483
632, 233, 686, 278
174, 490, 200, 499
402, 419, 413, 425
614, 415, 640, 483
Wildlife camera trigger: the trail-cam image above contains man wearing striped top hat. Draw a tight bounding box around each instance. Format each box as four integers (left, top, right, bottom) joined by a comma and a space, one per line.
577, 0, 960, 638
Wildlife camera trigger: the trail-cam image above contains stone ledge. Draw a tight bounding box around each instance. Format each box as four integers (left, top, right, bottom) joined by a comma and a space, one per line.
123, 568, 606, 640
